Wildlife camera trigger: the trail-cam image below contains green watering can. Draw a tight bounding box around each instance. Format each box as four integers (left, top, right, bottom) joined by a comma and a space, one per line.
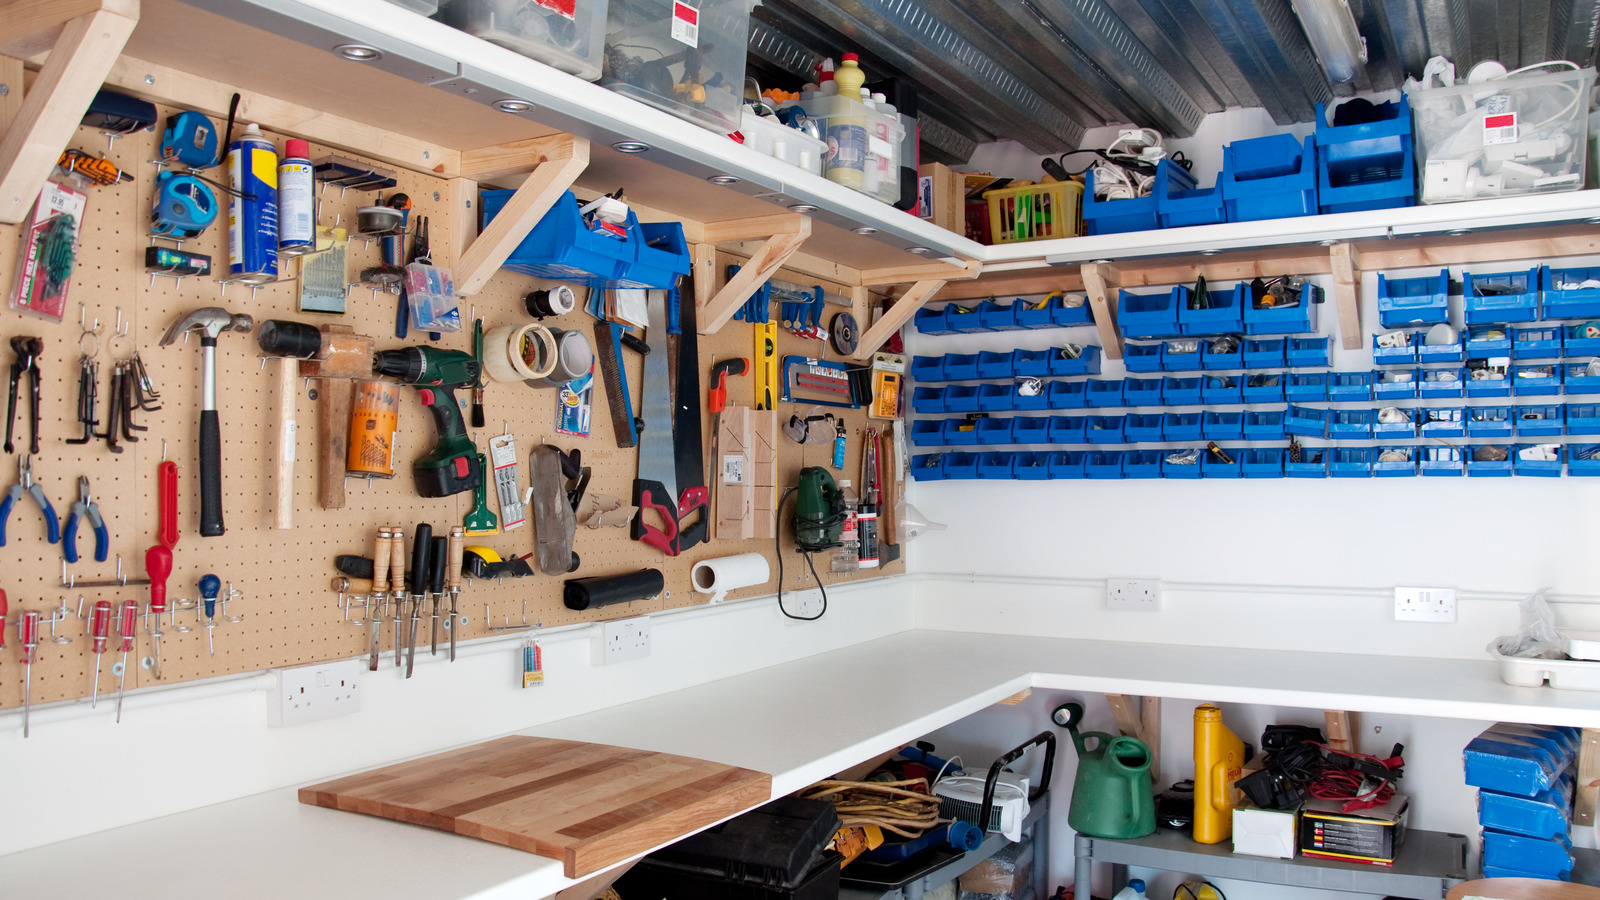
1054, 701, 1156, 839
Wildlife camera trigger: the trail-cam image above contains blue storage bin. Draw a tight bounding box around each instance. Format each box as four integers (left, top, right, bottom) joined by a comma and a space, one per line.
1328, 408, 1373, 438
1047, 415, 1087, 444
913, 305, 957, 335
943, 452, 980, 479
1012, 295, 1057, 330
1054, 297, 1095, 328
1241, 373, 1285, 403
1011, 349, 1053, 378
944, 303, 987, 333
1372, 332, 1418, 365
1012, 382, 1049, 412
1160, 340, 1204, 371
1201, 450, 1243, 478
1082, 168, 1159, 236
1242, 283, 1321, 335
1513, 326, 1563, 358
1123, 450, 1164, 479
1518, 405, 1565, 436
1479, 786, 1572, 839
1376, 269, 1450, 328
1420, 445, 1464, 476
1117, 287, 1182, 338
1327, 371, 1374, 401
977, 383, 1016, 412
1123, 342, 1162, 373
1084, 450, 1125, 479
1468, 407, 1514, 438
1240, 448, 1284, 477
625, 220, 692, 289
1125, 414, 1164, 442
1420, 407, 1465, 438
1420, 367, 1465, 398
1285, 446, 1328, 477
1417, 334, 1465, 363
1566, 361, 1600, 393
1155, 158, 1227, 228
1465, 268, 1541, 324
942, 418, 980, 446
1569, 444, 1600, 475
1162, 412, 1203, 442
1162, 376, 1203, 406
1048, 451, 1086, 479
1221, 134, 1318, 222
1373, 408, 1416, 437
1202, 374, 1243, 405
1243, 338, 1286, 368
1011, 416, 1051, 443
1567, 322, 1600, 355
1372, 446, 1417, 477
977, 452, 1015, 479
1124, 377, 1164, 406
1515, 443, 1564, 476
1482, 830, 1574, 881
1373, 368, 1418, 400
1329, 447, 1373, 477
1513, 364, 1562, 395
944, 385, 980, 413
976, 351, 1013, 379
1568, 403, 1600, 434
1465, 368, 1511, 398
1162, 451, 1203, 479
1286, 336, 1331, 368
1203, 410, 1244, 440
1242, 410, 1286, 440
910, 355, 947, 382
1179, 282, 1246, 336
977, 299, 1023, 332
1315, 98, 1415, 214
1085, 415, 1126, 444
1466, 445, 1514, 477
1286, 372, 1328, 401
486, 189, 636, 287
910, 419, 944, 446
1465, 325, 1513, 358
911, 453, 948, 481
1045, 380, 1086, 409
1049, 345, 1104, 377
1013, 451, 1052, 480
1085, 378, 1126, 408
911, 386, 947, 414
1285, 405, 1327, 437
1542, 266, 1600, 319
1202, 336, 1244, 370
942, 353, 981, 382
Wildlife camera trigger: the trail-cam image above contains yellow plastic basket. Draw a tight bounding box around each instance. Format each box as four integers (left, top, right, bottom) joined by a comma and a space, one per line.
985, 180, 1084, 244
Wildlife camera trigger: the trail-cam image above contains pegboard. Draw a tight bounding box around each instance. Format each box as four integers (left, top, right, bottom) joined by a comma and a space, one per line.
0, 104, 903, 710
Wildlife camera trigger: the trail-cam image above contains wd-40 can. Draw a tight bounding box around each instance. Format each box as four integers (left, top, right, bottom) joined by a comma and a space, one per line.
227, 123, 279, 284
278, 137, 315, 257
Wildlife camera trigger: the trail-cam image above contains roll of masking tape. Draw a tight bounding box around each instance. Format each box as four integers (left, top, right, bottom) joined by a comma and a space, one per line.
483, 323, 557, 383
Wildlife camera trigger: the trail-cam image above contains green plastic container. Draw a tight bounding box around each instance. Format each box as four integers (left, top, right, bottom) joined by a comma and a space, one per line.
1058, 702, 1156, 839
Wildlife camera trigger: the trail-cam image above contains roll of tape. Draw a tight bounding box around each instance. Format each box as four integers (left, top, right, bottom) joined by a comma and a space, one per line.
483, 324, 557, 382
518, 325, 559, 380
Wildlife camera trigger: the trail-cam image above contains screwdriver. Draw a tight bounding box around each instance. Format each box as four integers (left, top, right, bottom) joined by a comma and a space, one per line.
428, 535, 446, 658
390, 526, 406, 668
87, 600, 111, 707
115, 600, 137, 723
369, 527, 392, 672
145, 544, 173, 679
406, 523, 431, 677
446, 526, 464, 662
199, 574, 221, 656
18, 609, 39, 737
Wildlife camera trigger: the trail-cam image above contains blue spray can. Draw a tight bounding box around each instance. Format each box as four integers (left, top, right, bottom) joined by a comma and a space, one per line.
227, 123, 279, 283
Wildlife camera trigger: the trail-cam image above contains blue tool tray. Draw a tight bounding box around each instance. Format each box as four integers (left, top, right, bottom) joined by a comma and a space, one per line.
1082, 168, 1159, 236
1482, 830, 1574, 881
1284, 405, 1327, 437
1202, 450, 1243, 478
1048, 415, 1087, 444
1328, 408, 1374, 438
1286, 336, 1331, 368
1376, 268, 1450, 328
1124, 377, 1164, 406
1156, 158, 1227, 228
977, 452, 1015, 479
1202, 374, 1242, 405
943, 385, 981, 413
910, 419, 943, 447
943, 452, 980, 479
1467, 447, 1513, 477
1373, 369, 1418, 400
1479, 786, 1572, 840
1013, 382, 1050, 412
910, 355, 947, 382
1513, 326, 1563, 358
625, 220, 692, 289
911, 386, 946, 414
1566, 403, 1600, 434
976, 351, 1014, 379
1285, 448, 1328, 478
1013, 451, 1052, 480
1045, 380, 1086, 409
1051, 345, 1104, 377
913, 305, 958, 335
976, 299, 1024, 332
944, 303, 986, 333
1516, 444, 1564, 476
1242, 410, 1285, 440
976, 383, 1016, 413
1123, 450, 1163, 479
1567, 323, 1600, 355
1420, 407, 1465, 438
1085, 415, 1127, 444
1221, 134, 1318, 222
1162, 412, 1203, 442
1085, 378, 1126, 407
1465, 326, 1513, 358
1285, 372, 1328, 402
1465, 268, 1541, 324
1010, 349, 1053, 378
1240, 448, 1284, 477
1084, 450, 1125, 479
1242, 283, 1321, 335
1466, 727, 1569, 796
1202, 336, 1243, 370
941, 418, 978, 446
911, 453, 948, 481
1124, 414, 1164, 442
1160, 340, 1204, 372
1513, 364, 1562, 395
1123, 342, 1162, 373
1566, 362, 1600, 393
1048, 451, 1086, 479
1202, 410, 1244, 440
1468, 407, 1514, 438
1117, 287, 1182, 338
1178, 282, 1245, 336
1372, 333, 1419, 365
1418, 334, 1465, 363
1243, 338, 1286, 368
1373, 410, 1415, 437
1314, 98, 1414, 215
1162, 376, 1203, 406
939, 353, 980, 381
1542, 266, 1600, 319
1241, 373, 1285, 403
1518, 405, 1565, 436
1162, 452, 1203, 479
1012, 416, 1051, 443
1327, 371, 1374, 401
488, 189, 638, 286
1569, 444, 1600, 475
1465, 370, 1511, 398
1420, 367, 1465, 398
1420, 446, 1463, 476
1372, 446, 1417, 477
1329, 447, 1373, 477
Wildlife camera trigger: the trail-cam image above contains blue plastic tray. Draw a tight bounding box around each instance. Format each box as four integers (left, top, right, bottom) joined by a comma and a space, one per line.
1372, 446, 1417, 477
1085, 378, 1126, 408
1242, 410, 1286, 440
1162, 376, 1203, 406
1328, 408, 1373, 438
1012, 416, 1051, 443
1011, 349, 1053, 378
1329, 448, 1373, 477
1286, 336, 1331, 368
910, 419, 944, 447
1420, 446, 1463, 476
1117, 287, 1182, 338
1178, 282, 1245, 336
911, 453, 948, 481
1124, 414, 1164, 442
1419, 368, 1465, 398
1202, 410, 1244, 440
1517, 405, 1565, 436
1465, 268, 1541, 324
1242, 338, 1286, 368
1376, 269, 1449, 328
1468, 407, 1514, 438
1083, 168, 1159, 236
913, 305, 957, 335
911, 386, 947, 414
1045, 380, 1086, 409
1221, 134, 1318, 222
1513, 326, 1562, 359
1124, 377, 1164, 407
975, 416, 1014, 444
1242, 283, 1321, 335
976, 299, 1023, 332
1155, 158, 1226, 228
1315, 97, 1415, 215
1240, 448, 1284, 477
1162, 453, 1203, 479
1372, 333, 1419, 365
1047, 415, 1087, 444
1373, 369, 1418, 400
1327, 371, 1373, 401
944, 452, 980, 480
1123, 450, 1163, 479
1201, 451, 1243, 478
1285, 372, 1328, 401
977, 452, 1015, 479
1420, 407, 1465, 438
1122, 342, 1162, 373
1160, 340, 1204, 371
1284, 405, 1327, 437
1241, 372, 1285, 403
1465, 326, 1513, 358
1512, 364, 1562, 395
1162, 412, 1203, 442
941, 418, 979, 446
1013, 451, 1052, 480
1515, 443, 1564, 476
1084, 415, 1126, 444
1050, 345, 1104, 377
1048, 451, 1086, 479
1202, 374, 1243, 405
1542, 266, 1600, 320
1084, 450, 1124, 479
1202, 337, 1243, 370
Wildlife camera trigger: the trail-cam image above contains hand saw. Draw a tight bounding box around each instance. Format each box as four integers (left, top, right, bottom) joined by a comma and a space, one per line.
630, 290, 680, 555
670, 276, 709, 553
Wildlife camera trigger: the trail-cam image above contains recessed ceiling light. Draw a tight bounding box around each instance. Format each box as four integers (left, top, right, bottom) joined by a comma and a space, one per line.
788, 203, 819, 213
1091, 258, 1114, 265
612, 141, 650, 153
1317, 238, 1339, 246
493, 99, 535, 114
907, 246, 932, 255
852, 226, 878, 235
707, 175, 741, 186
1447, 228, 1472, 236
1199, 249, 1221, 256
334, 43, 384, 62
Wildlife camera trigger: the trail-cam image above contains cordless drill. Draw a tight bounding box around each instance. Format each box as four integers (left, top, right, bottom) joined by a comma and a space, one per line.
373, 346, 482, 498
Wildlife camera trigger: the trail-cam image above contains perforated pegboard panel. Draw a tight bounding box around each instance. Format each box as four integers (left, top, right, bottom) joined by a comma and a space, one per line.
0, 107, 901, 709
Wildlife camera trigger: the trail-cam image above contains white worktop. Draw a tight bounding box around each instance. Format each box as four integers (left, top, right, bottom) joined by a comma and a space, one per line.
3, 630, 1596, 899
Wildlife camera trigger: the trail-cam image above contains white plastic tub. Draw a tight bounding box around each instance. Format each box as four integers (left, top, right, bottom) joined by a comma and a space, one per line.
738, 108, 824, 175
1489, 640, 1600, 691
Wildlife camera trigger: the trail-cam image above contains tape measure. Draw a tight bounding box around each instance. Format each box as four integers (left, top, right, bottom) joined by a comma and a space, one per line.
151, 170, 219, 239
160, 111, 219, 168
830, 311, 859, 356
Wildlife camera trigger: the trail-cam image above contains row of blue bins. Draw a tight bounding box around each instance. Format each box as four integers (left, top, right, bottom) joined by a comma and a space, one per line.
1118, 283, 1322, 337
1378, 266, 1600, 328
913, 294, 1094, 335
1466, 723, 1583, 881
484, 189, 690, 289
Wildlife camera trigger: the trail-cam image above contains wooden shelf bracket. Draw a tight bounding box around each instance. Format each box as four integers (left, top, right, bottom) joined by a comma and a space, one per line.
843, 259, 983, 361
451, 133, 590, 296
1080, 262, 1125, 360
1329, 242, 1363, 350
695, 213, 812, 334
0, 0, 139, 224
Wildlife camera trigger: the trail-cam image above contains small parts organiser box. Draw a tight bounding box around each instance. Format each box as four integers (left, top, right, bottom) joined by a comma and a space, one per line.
1177, 282, 1244, 335
1315, 97, 1414, 215
1482, 829, 1574, 881
1156, 157, 1226, 229
1082, 167, 1158, 236
1464, 268, 1540, 324
1221, 134, 1318, 222
1243, 283, 1321, 335
1465, 722, 1580, 793
1543, 266, 1600, 319
436, 0, 608, 81
986, 180, 1084, 244
485, 189, 689, 288
1118, 287, 1182, 338
1376, 269, 1449, 328
1297, 794, 1408, 867
602, 0, 756, 133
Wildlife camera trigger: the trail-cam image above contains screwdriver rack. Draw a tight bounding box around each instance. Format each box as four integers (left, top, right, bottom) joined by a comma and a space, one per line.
0, 101, 901, 715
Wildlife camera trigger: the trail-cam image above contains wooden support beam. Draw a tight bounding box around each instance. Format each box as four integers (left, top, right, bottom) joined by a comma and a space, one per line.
454, 135, 589, 296
1576, 728, 1599, 827
938, 270, 1087, 302
702, 212, 809, 244
860, 259, 981, 287
1352, 227, 1600, 271
443, 177, 480, 268
692, 242, 716, 314
1140, 696, 1161, 784
996, 688, 1032, 706
1080, 262, 1125, 360
0, 0, 135, 59
1323, 710, 1356, 753
1106, 694, 1141, 737
0, 56, 22, 133
0, 5, 136, 224
851, 279, 946, 361
698, 217, 812, 334
1329, 243, 1362, 350
849, 285, 869, 334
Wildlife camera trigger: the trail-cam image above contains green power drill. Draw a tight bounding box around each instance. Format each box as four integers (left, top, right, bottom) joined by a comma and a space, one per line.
373, 346, 483, 498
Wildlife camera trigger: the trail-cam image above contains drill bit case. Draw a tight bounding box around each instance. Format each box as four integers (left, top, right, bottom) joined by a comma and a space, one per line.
434, 0, 609, 82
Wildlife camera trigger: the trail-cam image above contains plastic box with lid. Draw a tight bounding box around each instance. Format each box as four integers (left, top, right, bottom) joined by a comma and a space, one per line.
385, 0, 439, 12
601, 0, 756, 133
737, 109, 824, 176
436, 0, 607, 81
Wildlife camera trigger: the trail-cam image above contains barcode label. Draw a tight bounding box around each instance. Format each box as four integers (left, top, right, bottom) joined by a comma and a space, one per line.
722, 454, 744, 483
670, 1, 699, 46
1483, 112, 1518, 145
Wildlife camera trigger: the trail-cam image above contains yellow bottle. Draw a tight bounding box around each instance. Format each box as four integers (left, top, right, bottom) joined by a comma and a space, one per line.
1193, 703, 1246, 844
834, 53, 866, 98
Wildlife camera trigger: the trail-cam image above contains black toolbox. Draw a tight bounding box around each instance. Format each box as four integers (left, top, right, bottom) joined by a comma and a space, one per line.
616, 796, 842, 899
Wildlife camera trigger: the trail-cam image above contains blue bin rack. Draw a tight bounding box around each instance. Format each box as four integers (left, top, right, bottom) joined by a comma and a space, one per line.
1242, 283, 1321, 335
944, 385, 981, 413
1315, 98, 1415, 215
913, 305, 957, 335
1012, 416, 1051, 443
1203, 336, 1244, 370
1082, 168, 1160, 236
1125, 414, 1165, 442
977, 452, 1015, 479
1465, 268, 1541, 324
1286, 336, 1332, 368
1163, 377, 1203, 406
910, 355, 946, 382
626, 220, 692, 289
1569, 404, 1600, 434
1376, 269, 1450, 328
943, 452, 980, 479
1085, 415, 1127, 444
910, 419, 944, 446
1285, 405, 1328, 437
1123, 450, 1164, 479
1162, 453, 1203, 479
1328, 371, 1374, 401
1373, 409, 1416, 438
1048, 415, 1088, 444
1202, 451, 1243, 478
1163, 412, 1203, 442
1567, 323, 1600, 355
1420, 367, 1465, 398
1243, 410, 1286, 440
1179, 283, 1246, 336
1045, 380, 1087, 409
1567, 362, 1600, 393
1084, 451, 1125, 479
942, 419, 979, 446
1123, 342, 1162, 373
1008, 292, 1094, 329
1286, 372, 1328, 401
1222, 134, 1318, 222
944, 303, 986, 333
1285, 447, 1329, 478
1466, 326, 1513, 358
911, 453, 948, 481
1202, 374, 1243, 405
1330, 448, 1373, 477
976, 299, 1024, 332
1570, 444, 1600, 475
976, 351, 1013, 379
1011, 349, 1053, 378
1014, 383, 1049, 412
1203, 410, 1245, 440
1372, 333, 1419, 365
1124, 377, 1164, 406
1242, 373, 1285, 403
1516, 444, 1565, 477
1514, 326, 1563, 359
977, 383, 1016, 412
1155, 158, 1227, 228
1048, 451, 1086, 479
1373, 446, 1418, 477
1467, 447, 1514, 477
912, 386, 947, 414
1085, 379, 1126, 408
1240, 448, 1285, 477
1374, 369, 1419, 400
1465, 370, 1511, 398
1513, 364, 1562, 395
1418, 334, 1466, 364
1329, 408, 1374, 438
1420, 446, 1464, 476
1013, 451, 1052, 480
1518, 405, 1565, 436
940, 353, 980, 381
976, 417, 1014, 444
1421, 407, 1466, 438
1243, 338, 1286, 368
1542, 266, 1600, 319
1117, 287, 1182, 338
1050, 345, 1104, 377
1160, 340, 1204, 371
1469, 407, 1515, 438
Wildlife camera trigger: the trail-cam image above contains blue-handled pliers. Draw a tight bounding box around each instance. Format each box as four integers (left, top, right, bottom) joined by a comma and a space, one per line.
0, 455, 60, 546
64, 476, 108, 563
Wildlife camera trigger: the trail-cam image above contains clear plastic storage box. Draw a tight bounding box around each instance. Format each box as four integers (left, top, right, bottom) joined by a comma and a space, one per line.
436, 0, 608, 81
602, 0, 756, 133
738, 108, 824, 175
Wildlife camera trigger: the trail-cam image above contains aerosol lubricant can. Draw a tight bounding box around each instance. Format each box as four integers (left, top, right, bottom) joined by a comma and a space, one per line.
227, 123, 279, 283
277, 137, 315, 257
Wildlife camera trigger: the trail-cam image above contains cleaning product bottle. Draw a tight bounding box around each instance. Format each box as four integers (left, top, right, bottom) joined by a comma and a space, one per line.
870, 91, 903, 203
816, 53, 868, 191
1112, 879, 1148, 899
1193, 703, 1247, 844
835, 53, 865, 96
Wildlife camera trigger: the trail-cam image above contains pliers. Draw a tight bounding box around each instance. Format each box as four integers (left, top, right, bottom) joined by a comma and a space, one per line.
5, 336, 42, 455
0, 455, 60, 546
64, 476, 108, 563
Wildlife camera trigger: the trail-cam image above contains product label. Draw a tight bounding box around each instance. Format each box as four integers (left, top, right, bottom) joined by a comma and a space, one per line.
1484, 111, 1519, 145
670, 1, 699, 47
278, 162, 314, 244
825, 123, 868, 172
722, 454, 744, 484
534, 0, 576, 20
555, 367, 593, 437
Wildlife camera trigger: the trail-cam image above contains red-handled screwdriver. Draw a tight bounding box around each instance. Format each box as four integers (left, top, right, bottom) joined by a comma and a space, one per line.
18, 609, 39, 737
0, 589, 7, 651
157, 461, 179, 549
87, 600, 111, 707
145, 544, 173, 679
115, 600, 137, 723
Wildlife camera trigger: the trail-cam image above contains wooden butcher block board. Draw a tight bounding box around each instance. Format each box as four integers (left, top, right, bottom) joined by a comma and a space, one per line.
299, 735, 773, 878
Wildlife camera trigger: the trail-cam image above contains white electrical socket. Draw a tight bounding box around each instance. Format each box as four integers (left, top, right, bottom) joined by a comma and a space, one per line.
268, 659, 361, 727
785, 588, 825, 620
1107, 578, 1162, 611
593, 615, 651, 665
1394, 587, 1458, 623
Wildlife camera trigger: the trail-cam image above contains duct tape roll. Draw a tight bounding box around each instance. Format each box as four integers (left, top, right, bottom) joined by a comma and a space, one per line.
483, 323, 558, 383
690, 552, 771, 604
563, 568, 664, 611
525, 284, 577, 319
538, 328, 595, 388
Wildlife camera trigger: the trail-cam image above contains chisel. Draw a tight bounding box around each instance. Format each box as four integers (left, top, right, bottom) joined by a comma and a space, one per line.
369, 527, 391, 671
406, 523, 430, 677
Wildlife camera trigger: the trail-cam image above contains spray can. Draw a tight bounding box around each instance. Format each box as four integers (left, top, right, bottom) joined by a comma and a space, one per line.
277, 137, 314, 257
1193, 704, 1247, 844
227, 123, 279, 284
347, 380, 400, 477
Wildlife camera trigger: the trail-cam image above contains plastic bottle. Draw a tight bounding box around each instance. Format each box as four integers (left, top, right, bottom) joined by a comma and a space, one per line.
1112, 879, 1148, 900
818, 58, 837, 96
1193, 703, 1247, 844
835, 53, 866, 97
868, 90, 902, 203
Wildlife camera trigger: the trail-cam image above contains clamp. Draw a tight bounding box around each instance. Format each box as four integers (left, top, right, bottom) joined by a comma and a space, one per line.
0, 456, 61, 546
65, 476, 109, 563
